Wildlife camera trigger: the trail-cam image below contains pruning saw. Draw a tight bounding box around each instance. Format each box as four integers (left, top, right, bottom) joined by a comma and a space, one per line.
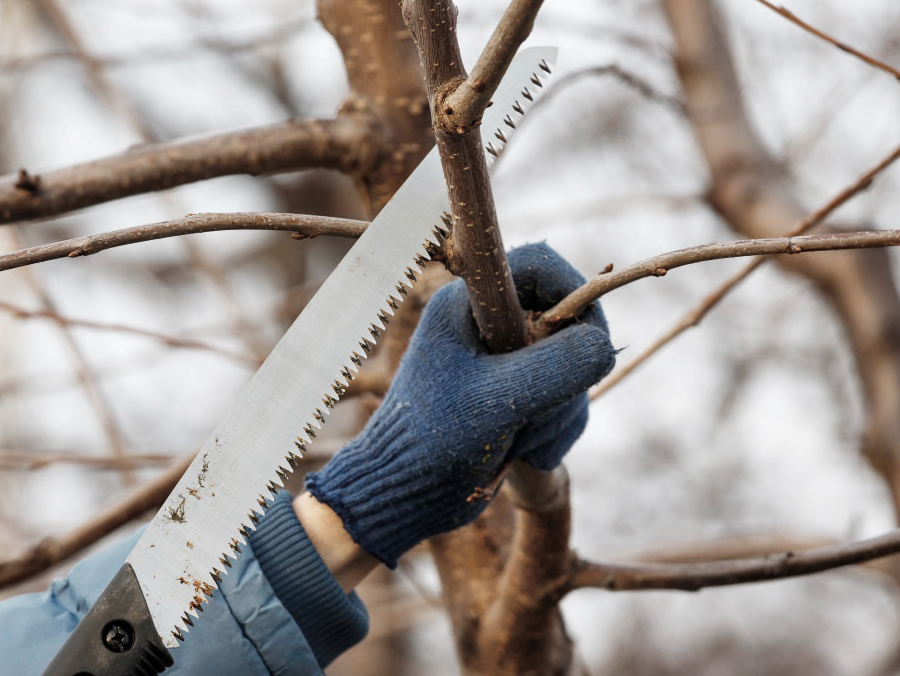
40, 45, 557, 676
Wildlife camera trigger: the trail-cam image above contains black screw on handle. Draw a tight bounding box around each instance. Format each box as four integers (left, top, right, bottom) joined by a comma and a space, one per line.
40, 563, 173, 676
102, 621, 135, 653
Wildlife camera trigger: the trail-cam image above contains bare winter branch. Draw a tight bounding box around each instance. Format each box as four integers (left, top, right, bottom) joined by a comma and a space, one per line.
441, 0, 546, 133
402, 0, 528, 353
401, 2, 574, 672
0, 300, 259, 366
663, 0, 900, 554
0, 452, 176, 471
0, 213, 367, 272
0, 453, 193, 589
543, 228, 900, 327
0, 118, 379, 225
754, 0, 900, 80
567, 528, 900, 592
591, 140, 900, 398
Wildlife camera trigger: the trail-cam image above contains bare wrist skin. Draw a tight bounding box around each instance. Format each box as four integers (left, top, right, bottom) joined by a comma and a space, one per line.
292, 492, 379, 593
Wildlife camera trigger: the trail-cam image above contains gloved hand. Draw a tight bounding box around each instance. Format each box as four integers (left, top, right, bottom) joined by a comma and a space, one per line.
306, 242, 615, 568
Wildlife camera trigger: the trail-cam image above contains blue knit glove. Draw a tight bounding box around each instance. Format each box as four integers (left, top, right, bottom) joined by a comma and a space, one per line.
306, 242, 615, 568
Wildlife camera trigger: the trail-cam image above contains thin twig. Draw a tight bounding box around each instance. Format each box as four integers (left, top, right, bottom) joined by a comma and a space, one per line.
754, 0, 900, 81
0, 212, 367, 272
536, 64, 684, 115
0, 18, 309, 74
567, 528, 900, 592
0, 435, 350, 587
0, 453, 195, 588
0, 452, 175, 470
0, 300, 258, 366
12, 230, 134, 483
591, 141, 900, 397
542, 228, 900, 328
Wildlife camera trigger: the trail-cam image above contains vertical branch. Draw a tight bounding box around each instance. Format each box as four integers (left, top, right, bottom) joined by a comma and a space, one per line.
402, 0, 528, 353
402, 1, 574, 674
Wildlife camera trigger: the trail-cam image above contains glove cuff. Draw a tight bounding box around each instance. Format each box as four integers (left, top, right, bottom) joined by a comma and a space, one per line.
250, 491, 369, 667
306, 400, 486, 568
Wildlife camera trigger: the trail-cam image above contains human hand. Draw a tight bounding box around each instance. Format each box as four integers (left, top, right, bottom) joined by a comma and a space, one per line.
306, 242, 615, 567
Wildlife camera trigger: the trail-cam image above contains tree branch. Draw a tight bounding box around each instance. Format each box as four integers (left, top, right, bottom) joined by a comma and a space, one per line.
0, 452, 175, 471
0, 453, 194, 588
403, 2, 573, 673
441, 0, 546, 134
402, 0, 529, 353
753, 0, 900, 80
543, 229, 900, 327
662, 0, 900, 561
567, 528, 900, 592
591, 140, 900, 398
0, 118, 378, 224
0, 212, 367, 272
0, 299, 259, 366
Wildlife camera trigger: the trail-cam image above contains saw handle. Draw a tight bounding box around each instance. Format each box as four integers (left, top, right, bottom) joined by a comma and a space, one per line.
40, 563, 173, 676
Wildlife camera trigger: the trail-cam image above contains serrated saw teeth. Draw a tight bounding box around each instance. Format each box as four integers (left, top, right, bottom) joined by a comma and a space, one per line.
540, 59, 551, 73
350, 352, 363, 367
377, 309, 390, 325
303, 423, 316, 439
530, 73, 543, 87
220, 555, 232, 569
313, 408, 326, 423
522, 87, 533, 101
323, 394, 337, 409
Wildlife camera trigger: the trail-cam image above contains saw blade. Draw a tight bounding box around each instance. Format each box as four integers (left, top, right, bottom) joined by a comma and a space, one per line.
126, 45, 557, 649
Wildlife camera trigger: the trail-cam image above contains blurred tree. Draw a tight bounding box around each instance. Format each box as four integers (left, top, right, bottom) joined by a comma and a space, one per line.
3, 1, 900, 675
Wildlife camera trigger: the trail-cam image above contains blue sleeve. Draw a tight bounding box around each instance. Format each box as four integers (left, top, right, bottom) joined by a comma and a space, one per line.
0, 492, 368, 676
